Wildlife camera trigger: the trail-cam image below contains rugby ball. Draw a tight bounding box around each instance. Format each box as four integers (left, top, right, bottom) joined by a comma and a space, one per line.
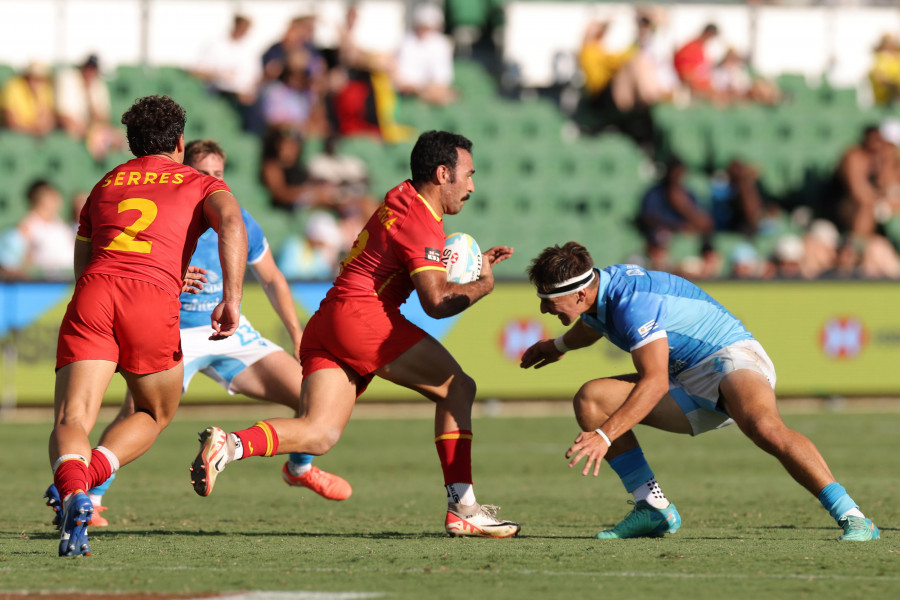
443, 232, 482, 283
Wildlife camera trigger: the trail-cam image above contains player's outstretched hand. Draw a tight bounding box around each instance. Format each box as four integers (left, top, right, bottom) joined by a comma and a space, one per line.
520, 339, 565, 369
483, 246, 513, 266
209, 300, 241, 340
181, 266, 208, 294
566, 430, 610, 477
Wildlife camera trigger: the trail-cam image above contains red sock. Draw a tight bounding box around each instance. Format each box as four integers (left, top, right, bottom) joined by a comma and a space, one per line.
87, 448, 112, 490
233, 421, 279, 459
435, 430, 473, 485
55, 458, 89, 499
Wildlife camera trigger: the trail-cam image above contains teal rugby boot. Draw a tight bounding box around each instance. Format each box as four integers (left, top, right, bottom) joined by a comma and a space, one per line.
595, 500, 681, 539
839, 515, 880, 541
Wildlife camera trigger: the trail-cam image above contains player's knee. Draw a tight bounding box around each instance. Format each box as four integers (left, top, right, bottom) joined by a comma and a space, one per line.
741, 417, 789, 453
305, 426, 343, 455
573, 382, 611, 422
447, 372, 476, 405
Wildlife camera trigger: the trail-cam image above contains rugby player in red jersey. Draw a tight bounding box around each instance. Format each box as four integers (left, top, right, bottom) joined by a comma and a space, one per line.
51, 95, 248, 556
191, 130, 521, 538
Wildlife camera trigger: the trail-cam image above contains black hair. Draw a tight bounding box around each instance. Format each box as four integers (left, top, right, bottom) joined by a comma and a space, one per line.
410, 130, 473, 184
120, 95, 186, 157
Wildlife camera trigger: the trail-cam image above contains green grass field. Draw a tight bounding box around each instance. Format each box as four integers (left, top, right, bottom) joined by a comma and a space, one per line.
1, 407, 898, 599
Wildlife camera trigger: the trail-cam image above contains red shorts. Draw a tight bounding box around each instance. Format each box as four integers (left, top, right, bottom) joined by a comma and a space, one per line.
56, 273, 182, 374
300, 296, 426, 397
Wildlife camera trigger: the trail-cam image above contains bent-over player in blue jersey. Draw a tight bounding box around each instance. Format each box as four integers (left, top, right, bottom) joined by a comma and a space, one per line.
45, 140, 350, 527
520, 242, 879, 541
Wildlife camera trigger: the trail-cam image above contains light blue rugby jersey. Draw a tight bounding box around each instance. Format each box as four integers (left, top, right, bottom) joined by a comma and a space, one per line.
580, 264, 753, 375
179, 208, 268, 328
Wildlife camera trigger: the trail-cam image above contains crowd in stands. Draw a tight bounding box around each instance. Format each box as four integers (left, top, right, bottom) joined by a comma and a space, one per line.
4, 3, 900, 283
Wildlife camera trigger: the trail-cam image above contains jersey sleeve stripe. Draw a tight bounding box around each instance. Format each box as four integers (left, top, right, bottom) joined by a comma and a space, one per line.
630, 330, 668, 351
410, 265, 447, 276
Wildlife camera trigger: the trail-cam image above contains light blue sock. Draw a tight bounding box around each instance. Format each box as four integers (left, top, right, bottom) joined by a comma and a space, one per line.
817, 482, 858, 523
87, 472, 116, 497
289, 453, 314, 467
607, 447, 655, 493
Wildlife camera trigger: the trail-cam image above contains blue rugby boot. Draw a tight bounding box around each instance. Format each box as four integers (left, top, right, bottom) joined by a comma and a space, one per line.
44, 484, 62, 529
839, 515, 880, 541
58, 490, 93, 556
595, 500, 681, 539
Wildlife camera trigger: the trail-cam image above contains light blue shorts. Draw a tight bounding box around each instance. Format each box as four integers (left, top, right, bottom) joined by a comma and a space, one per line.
181, 315, 282, 394
668, 339, 777, 435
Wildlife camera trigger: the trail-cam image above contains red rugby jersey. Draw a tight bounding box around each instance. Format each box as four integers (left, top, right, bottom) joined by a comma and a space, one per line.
328, 180, 446, 308
77, 155, 230, 296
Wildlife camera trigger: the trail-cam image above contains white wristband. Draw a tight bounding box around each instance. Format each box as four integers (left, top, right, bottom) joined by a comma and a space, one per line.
553, 335, 570, 353
595, 428, 612, 447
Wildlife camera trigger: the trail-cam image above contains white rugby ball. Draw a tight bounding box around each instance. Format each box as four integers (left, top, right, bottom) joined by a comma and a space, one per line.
443, 232, 482, 283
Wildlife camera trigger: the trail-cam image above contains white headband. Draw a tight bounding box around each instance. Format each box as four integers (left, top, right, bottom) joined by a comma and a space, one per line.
536, 268, 595, 298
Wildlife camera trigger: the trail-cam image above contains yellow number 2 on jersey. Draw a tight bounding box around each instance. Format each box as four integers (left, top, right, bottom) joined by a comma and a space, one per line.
103, 197, 158, 253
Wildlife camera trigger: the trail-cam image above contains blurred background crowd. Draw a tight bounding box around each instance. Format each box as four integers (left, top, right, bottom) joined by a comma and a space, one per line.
3, 0, 900, 283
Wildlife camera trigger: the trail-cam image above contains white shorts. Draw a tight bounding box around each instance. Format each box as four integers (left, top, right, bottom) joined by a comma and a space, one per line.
181, 315, 282, 394
667, 339, 777, 435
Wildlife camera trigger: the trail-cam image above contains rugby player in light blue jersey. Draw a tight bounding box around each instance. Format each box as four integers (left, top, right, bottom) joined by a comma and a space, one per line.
45, 140, 349, 527
520, 242, 879, 542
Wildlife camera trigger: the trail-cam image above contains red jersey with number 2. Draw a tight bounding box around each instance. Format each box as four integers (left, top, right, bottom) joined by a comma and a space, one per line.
77, 156, 230, 296
327, 180, 447, 308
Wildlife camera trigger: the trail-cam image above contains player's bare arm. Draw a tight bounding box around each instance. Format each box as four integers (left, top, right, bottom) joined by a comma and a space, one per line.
203, 190, 247, 339
251, 248, 304, 361
566, 337, 670, 476
520, 319, 602, 370
412, 266, 495, 319
73, 238, 92, 279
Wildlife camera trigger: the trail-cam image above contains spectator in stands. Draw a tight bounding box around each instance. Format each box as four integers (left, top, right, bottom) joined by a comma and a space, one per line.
711, 48, 781, 106
329, 4, 414, 143
259, 50, 328, 138
192, 15, 262, 132
801, 219, 841, 279
825, 124, 900, 238
823, 125, 900, 279
637, 157, 714, 271
392, 3, 457, 106
262, 14, 326, 85
0, 61, 55, 136
581, 7, 674, 150
710, 159, 785, 238
770, 234, 805, 279
673, 23, 723, 104
54, 54, 125, 161
869, 33, 900, 106
578, 21, 635, 109
728, 242, 772, 280
260, 127, 338, 211
276, 209, 345, 281
16, 179, 75, 280
307, 135, 379, 245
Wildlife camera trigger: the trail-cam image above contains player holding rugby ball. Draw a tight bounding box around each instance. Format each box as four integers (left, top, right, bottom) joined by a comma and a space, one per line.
191, 131, 520, 538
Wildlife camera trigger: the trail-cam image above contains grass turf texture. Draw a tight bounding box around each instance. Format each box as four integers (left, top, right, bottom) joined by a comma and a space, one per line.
1, 410, 898, 599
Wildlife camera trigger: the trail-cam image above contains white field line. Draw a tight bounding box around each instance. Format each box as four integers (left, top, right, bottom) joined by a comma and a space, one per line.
2, 566, 899, 583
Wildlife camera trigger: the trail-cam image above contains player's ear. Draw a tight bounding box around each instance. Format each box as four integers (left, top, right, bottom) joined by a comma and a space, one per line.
435, 164, 450, 184
175, 134, 185, 153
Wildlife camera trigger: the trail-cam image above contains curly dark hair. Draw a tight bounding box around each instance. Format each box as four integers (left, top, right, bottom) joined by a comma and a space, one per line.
410, 130, 473, 184
120, 95, 186, 157
527, 242, 595, 294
